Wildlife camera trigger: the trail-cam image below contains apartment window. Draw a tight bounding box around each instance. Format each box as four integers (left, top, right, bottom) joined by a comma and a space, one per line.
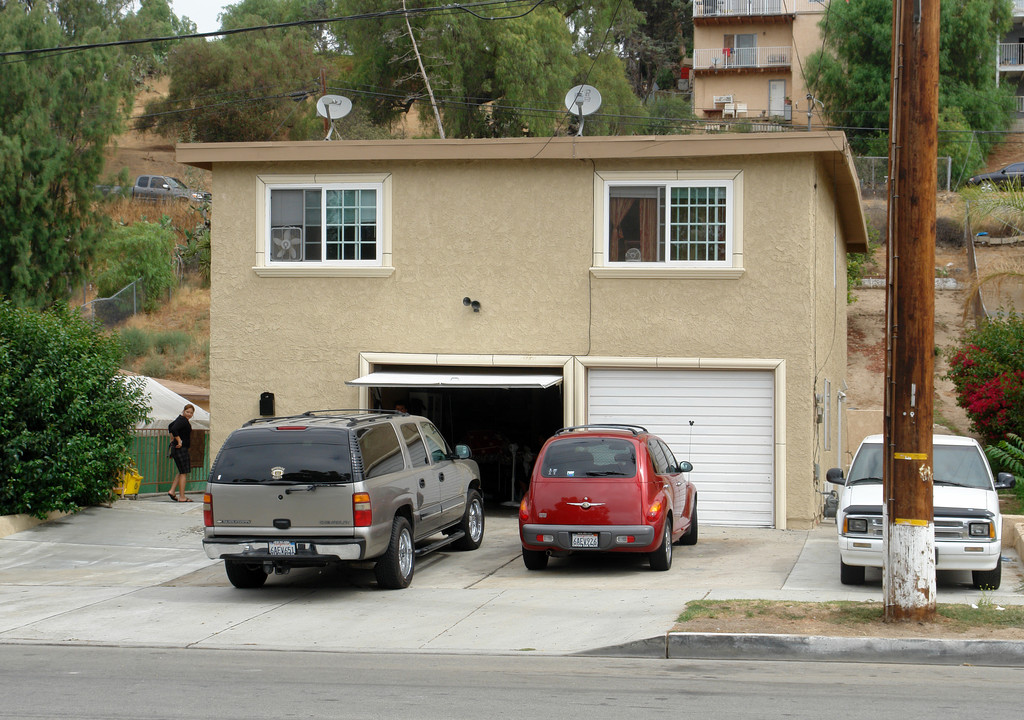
268, 184, 382, 265
606, 180, 733, 266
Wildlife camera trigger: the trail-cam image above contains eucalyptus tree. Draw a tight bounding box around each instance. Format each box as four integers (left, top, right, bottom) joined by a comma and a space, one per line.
0, 2, 134, 308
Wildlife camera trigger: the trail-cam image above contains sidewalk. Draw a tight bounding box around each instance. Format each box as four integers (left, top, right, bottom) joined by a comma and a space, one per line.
0, 497, 1021, 661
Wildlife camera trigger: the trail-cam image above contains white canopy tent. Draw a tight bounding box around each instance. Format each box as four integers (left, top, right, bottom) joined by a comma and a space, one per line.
133, 376, 210, 430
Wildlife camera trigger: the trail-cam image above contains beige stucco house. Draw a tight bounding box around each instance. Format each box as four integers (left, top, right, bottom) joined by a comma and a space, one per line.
178, 131, 867, 530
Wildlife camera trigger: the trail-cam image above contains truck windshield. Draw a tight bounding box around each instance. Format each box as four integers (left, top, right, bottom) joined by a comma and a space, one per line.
848, 442, 992, 489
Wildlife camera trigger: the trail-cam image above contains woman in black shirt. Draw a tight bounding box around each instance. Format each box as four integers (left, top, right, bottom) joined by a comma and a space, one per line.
168, 404, 195, 501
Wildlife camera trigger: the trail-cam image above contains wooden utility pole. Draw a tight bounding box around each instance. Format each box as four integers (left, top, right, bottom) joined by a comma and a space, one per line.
320, 69, 329, 137
883, 0, 939, 621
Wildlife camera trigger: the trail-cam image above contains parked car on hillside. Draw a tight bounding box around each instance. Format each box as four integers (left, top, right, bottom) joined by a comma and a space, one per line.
132, 174, 211, 203
965, 162, 1024, 190
518, 424, 697, 572
202, 409, 484, 590
827, 434, 1015, 589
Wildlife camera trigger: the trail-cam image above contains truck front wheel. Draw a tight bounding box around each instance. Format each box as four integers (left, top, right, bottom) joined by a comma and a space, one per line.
972, 556, 1001, 590
840, 560, 865, 585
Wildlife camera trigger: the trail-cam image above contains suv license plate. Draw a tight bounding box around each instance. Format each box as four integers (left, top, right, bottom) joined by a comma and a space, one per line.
571, 533, 599, 548
269, 541, 296, 556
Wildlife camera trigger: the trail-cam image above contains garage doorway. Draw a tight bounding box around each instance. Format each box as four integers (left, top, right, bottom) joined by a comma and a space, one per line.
349, 366, 565, 505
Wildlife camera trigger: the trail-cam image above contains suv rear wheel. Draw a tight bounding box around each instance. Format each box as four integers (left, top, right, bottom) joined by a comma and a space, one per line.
452, 489, 484, 551
225, 560, 269, 589
375, 516, 415, 589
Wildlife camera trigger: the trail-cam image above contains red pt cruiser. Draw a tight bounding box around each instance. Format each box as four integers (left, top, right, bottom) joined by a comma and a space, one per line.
518, 424, 697, 571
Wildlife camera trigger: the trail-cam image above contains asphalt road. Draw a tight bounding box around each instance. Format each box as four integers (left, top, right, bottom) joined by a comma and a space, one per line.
3, 644, 1023, 720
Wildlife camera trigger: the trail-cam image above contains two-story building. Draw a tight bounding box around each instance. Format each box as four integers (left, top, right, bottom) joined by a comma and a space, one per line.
177, 131, 867, 530
692, 0, 829, 125
998, 0, 1024, 130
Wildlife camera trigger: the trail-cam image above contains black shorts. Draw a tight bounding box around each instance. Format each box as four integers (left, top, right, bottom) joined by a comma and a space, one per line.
171, 446, 191, 474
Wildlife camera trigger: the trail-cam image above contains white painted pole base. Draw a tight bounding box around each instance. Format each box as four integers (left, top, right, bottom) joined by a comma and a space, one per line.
884, 515, 936, 616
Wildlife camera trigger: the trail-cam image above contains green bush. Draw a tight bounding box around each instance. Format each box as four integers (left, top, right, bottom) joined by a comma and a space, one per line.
93, 221, 177, 312
119, 327, 153, 359
152, 330, 192, 356
985, 434, 1024, 507
139, 355, 168, 378
0, 301, 149, 518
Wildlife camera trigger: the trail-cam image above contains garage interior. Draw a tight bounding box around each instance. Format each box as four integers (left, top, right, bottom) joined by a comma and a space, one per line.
352, 365, 565, 506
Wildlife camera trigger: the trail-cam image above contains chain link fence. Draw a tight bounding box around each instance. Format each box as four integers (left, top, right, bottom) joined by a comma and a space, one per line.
80, 278, 141, 329
855, 156, 953, 196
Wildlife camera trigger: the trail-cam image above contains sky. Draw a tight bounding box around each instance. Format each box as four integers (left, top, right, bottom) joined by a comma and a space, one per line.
168, 0, 232, 35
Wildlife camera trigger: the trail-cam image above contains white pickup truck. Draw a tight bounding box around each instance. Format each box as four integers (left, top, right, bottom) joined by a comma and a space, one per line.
826, 434, 1016, 589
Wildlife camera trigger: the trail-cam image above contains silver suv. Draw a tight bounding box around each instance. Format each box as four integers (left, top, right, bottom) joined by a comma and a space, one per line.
202, 410, 484, 589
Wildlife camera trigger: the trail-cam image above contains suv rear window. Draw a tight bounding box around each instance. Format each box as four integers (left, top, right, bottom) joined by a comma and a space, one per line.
540, 437, 636, 478
211, 428, 353, 483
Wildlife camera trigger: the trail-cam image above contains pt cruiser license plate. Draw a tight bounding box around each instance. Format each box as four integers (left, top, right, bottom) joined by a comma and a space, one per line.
269, 541, 296, 556
571, 533, 599, 548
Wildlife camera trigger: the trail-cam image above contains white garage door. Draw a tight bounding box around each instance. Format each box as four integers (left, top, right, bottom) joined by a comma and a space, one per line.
587, 368, 775, 527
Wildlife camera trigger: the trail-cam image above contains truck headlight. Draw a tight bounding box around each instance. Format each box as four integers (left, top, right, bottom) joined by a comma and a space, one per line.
968, 522, 993, 538
845, 518, 868, 534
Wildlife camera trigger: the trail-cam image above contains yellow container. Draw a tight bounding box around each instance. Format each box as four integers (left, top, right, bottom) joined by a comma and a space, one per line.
116, 464, 143, 499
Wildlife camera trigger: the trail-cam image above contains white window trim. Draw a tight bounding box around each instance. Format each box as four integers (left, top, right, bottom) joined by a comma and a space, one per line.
592, 170, 744, 279
254, 173, 394, 278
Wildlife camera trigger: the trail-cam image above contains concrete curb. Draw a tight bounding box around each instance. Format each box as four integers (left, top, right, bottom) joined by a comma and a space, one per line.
662, 632, 1024, 666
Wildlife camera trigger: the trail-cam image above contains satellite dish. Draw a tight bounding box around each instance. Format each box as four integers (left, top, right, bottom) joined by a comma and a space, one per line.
315, 95, 352, 140
316, 95, 352, 120
564, 85, 602, 136
564, 85, 602, 116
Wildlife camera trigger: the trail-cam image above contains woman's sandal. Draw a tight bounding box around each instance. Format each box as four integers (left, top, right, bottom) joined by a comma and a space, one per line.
177, 497, 193, 502
167, 492, 176, 501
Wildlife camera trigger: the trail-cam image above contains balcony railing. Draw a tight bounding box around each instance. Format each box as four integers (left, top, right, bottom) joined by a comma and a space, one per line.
1015, 0, 1024, 16
693, 46, 792, 70
694, 0, 789, 18
999, 42, 1024, 68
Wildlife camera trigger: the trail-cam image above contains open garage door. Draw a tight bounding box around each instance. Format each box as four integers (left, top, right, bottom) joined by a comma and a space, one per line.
348, 367, 565, 505
587, 368, 775, 527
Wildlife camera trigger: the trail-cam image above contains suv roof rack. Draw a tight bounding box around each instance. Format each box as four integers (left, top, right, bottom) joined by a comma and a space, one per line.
242, 409, 406, 428
555, 424, 647, 436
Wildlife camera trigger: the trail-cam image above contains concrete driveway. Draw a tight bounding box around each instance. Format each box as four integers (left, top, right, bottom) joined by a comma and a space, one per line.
0, 497, 1021, 655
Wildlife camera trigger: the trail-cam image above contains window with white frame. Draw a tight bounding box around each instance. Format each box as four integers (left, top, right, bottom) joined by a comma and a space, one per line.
268, 184, 382, 265
605, 180, 733, 266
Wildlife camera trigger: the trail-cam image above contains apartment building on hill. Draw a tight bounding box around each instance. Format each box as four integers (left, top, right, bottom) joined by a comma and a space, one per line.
692, 0, 829, 126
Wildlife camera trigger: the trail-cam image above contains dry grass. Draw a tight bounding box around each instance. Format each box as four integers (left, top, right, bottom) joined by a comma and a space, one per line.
118, 280, 210, 385
673, 599, 1024, 639
99, 196, 208, 240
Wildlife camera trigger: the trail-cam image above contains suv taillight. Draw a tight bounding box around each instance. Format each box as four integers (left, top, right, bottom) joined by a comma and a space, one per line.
353, 493, 372, 527
203, 493, 213, 527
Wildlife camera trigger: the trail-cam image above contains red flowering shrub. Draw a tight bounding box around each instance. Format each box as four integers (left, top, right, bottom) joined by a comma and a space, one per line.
946, 310, 1024, 444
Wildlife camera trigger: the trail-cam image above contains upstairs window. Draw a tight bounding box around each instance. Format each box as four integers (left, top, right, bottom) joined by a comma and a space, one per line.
268, 184, 382, 265
606, 180, 733, 267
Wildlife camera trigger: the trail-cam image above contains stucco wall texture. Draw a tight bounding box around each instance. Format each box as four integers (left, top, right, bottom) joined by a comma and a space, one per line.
190, 134, 864, 529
